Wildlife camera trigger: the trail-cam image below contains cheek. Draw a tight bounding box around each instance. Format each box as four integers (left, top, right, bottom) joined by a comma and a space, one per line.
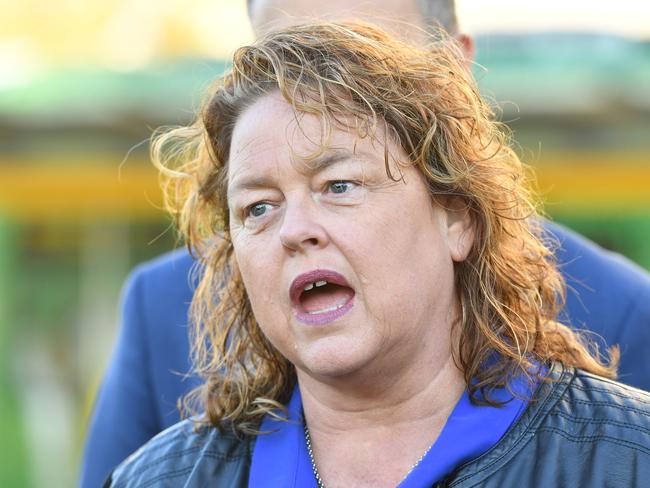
233, 240, 295, 360
346, 199, 438, 260
232, 233, 287, 326
347, 199, 452, 300
233, 236, 270, 305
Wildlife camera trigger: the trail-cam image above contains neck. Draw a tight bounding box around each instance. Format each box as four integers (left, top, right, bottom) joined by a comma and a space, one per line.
298, 353, 464, 432
297, 354, 466, 488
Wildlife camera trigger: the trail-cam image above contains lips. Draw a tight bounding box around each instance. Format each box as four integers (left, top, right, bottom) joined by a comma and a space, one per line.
289, 269, 355, 325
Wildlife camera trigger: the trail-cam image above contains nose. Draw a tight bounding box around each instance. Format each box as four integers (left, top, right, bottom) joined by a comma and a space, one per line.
278, 196, 329, 253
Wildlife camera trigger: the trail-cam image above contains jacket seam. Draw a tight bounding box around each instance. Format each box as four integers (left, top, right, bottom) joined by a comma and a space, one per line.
568, 383, 650, 404
566, 399, 650, 417
118, 445, 248, 483
548, 411, 650, 435
536, 426, 650, 456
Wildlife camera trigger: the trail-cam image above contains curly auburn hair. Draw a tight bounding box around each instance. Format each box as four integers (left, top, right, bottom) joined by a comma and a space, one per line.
151, 22, 617, 433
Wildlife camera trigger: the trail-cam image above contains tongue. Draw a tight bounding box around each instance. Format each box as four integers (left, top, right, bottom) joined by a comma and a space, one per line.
300, 284, 354, 313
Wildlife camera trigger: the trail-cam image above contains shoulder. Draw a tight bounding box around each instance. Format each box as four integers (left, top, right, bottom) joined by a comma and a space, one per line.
447, 364, 650, 487
107, 419, 254, 488
120, 247, 196, 332
128, 247, 196, 292
544, 367, 650, 449
544, 220, 650, 295
567, 367, 650, 408
543, 220, 650, 389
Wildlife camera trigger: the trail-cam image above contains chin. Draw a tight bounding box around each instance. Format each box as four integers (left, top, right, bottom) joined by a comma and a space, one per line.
295, 338, 376, 380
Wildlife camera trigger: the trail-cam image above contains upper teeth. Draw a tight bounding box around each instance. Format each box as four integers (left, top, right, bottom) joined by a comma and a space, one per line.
304, 280, 328, 291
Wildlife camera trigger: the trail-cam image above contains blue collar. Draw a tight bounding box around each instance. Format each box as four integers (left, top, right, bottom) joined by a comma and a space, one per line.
248, 377, 532, 487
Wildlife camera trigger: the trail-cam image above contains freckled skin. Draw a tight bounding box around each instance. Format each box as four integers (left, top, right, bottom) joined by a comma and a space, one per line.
227, 93, 473, 385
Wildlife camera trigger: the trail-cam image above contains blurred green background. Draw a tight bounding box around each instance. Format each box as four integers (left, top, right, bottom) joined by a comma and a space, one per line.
1, 1, 649, 486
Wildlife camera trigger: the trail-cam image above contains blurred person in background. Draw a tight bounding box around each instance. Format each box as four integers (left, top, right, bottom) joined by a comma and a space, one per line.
79, 1, 650, 487
107, 21, 650, 487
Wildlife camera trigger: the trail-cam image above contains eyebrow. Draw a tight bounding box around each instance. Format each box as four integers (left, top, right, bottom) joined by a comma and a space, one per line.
304, 149, 354, 173
227, 149, 355, 196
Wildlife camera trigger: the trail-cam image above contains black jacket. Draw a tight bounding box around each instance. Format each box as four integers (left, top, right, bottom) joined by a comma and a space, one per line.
108, 363, 650, 487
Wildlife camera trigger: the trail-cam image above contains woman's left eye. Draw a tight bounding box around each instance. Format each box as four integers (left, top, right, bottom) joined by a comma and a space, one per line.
328, 181, 355, 194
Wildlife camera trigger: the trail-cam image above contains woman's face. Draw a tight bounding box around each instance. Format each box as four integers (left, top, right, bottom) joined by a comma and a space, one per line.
227, 93, 473, 382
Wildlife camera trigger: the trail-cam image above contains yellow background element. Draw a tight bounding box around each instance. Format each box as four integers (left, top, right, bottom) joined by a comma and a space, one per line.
2, 152, 648, 221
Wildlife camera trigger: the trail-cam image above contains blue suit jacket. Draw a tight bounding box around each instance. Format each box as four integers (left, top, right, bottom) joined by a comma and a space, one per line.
79, 221, 650, 488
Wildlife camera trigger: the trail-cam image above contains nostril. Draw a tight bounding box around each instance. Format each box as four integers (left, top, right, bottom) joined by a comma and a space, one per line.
281, 235, 321, 252
304, 237, 319, 246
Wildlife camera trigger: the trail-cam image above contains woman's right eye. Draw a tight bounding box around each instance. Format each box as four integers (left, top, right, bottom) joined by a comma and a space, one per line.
247, 203, 272, 219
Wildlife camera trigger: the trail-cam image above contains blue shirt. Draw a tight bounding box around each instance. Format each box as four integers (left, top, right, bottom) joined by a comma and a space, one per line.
249, 377, 533, 488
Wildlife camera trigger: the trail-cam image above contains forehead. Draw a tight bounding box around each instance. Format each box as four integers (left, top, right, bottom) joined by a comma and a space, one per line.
230, 93, 369, 166
226, 93, 399, 187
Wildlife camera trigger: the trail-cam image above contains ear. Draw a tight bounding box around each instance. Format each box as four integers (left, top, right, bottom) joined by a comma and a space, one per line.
444, 197, 475, 262
455, 33, 475, 63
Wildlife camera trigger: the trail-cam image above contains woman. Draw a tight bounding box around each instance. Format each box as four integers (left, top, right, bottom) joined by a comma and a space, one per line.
107, 23, 650, 487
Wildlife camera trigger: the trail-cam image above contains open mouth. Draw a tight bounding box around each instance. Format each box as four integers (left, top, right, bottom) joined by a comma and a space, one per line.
290, 270, 355, 325
300, 280, 355, 314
